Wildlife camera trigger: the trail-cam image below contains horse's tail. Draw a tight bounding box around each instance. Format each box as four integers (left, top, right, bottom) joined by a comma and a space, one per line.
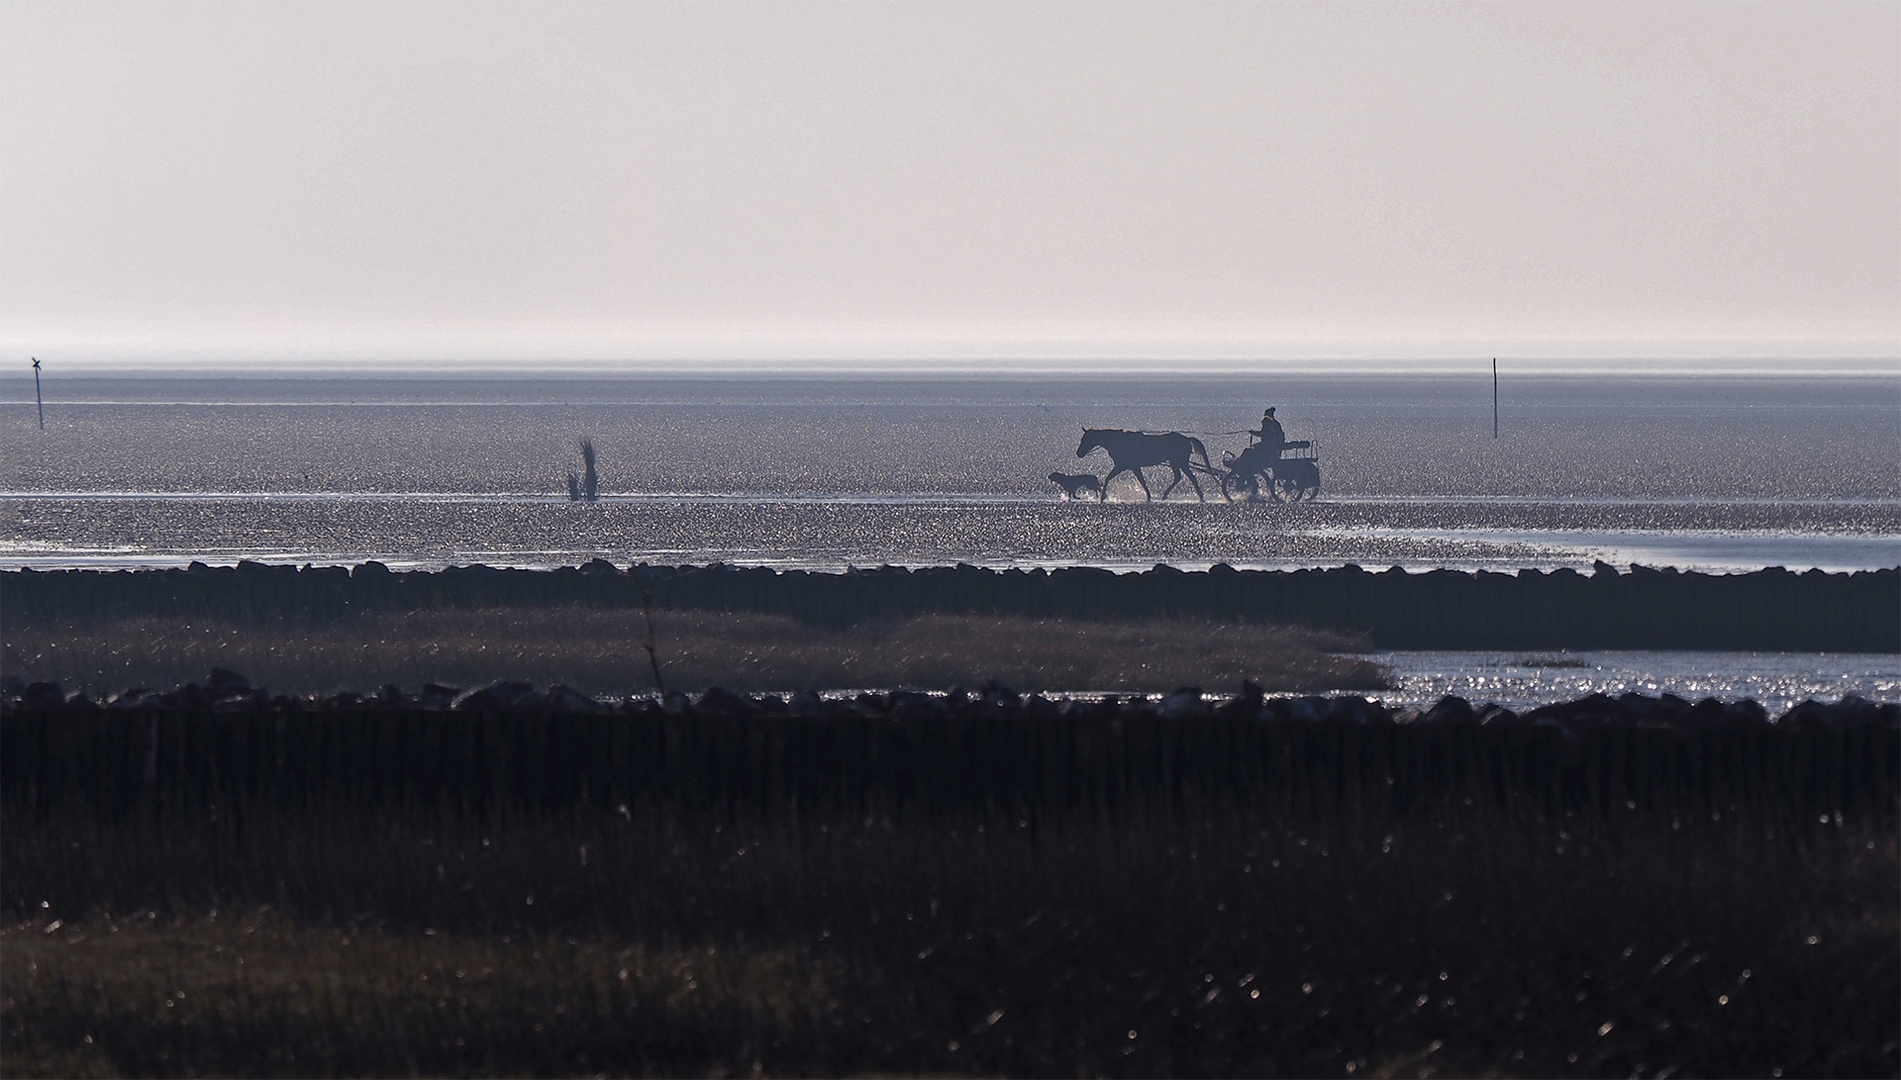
1188, 436, 1211, 470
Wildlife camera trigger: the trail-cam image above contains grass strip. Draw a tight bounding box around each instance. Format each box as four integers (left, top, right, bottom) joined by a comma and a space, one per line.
2, 609, 1388, 697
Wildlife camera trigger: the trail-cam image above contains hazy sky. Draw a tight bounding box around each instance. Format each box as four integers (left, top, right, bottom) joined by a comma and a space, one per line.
3, 1, 1896, 371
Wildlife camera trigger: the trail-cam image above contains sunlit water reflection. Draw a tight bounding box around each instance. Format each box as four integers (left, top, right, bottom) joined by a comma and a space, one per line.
1360, 651, 1901, 713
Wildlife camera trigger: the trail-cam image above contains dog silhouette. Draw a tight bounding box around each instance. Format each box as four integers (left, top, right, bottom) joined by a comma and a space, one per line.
1048, 471, 1104, 500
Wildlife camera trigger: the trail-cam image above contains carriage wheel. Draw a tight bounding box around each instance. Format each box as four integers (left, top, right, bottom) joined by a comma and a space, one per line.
1221, 470, 1257, 503
1266, 475, 1303, 503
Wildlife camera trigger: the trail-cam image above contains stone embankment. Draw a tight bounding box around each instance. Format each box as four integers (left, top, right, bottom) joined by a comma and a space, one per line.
5, 559, 1897, 651
5, 669, 1896, 729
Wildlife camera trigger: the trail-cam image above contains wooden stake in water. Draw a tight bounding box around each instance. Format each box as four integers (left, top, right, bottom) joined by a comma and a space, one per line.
1492, 357, 1498, 439
32, 357, 43, 430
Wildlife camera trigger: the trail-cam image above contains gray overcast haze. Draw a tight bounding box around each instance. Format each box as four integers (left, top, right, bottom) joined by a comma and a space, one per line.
2, 1, 1896, 372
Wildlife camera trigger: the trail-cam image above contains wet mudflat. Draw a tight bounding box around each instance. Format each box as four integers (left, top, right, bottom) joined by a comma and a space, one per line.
6, 492, 1897, 575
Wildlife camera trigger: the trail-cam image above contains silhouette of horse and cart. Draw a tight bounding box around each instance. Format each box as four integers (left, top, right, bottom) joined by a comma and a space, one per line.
1064, 427, 1321, 504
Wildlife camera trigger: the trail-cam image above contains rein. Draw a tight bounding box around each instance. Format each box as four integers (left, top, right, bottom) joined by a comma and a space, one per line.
1128, 429, 1252, 437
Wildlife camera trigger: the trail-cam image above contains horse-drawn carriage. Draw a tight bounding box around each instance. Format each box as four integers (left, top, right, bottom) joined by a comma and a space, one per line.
1217, 440, 1321, 503
1071, 427, 1321, 503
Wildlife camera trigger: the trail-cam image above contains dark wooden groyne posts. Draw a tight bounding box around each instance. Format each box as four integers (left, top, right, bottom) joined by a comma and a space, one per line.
3, 560, 1895, 651
4, 683, 1896, 840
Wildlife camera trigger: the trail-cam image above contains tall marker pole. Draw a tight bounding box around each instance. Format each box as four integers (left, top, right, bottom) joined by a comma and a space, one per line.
1492, 358, 1498, 439
32, 357, 44, 430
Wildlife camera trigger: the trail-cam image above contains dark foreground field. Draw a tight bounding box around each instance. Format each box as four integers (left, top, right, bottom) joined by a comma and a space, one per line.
3, 686, 1896, 1078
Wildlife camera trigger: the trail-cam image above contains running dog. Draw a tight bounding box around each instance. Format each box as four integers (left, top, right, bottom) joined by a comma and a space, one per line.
1048, 471, 1104, 500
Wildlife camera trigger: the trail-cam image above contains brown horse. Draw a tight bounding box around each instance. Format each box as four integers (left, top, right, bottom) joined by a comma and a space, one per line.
1076, 429, 1213, 502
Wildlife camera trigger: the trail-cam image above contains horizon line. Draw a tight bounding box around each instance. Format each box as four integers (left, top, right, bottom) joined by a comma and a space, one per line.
7, 357, 1897, 380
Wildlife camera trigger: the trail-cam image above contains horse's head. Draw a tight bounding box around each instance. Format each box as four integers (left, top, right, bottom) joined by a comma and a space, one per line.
1077, 429, 1105, 458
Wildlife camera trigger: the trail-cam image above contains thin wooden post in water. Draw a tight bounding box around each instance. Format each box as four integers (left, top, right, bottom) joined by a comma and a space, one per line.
32, 357, 43, 430
1492, 357, 1498, 439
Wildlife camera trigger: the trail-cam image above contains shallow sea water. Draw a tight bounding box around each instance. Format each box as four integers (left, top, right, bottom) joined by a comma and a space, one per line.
1362, 651, 1901, 715
3, 373, 1896, 574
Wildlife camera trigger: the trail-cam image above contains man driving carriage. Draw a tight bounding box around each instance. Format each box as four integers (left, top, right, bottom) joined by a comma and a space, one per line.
1225, 406, 1319, 502
1249, 407, 1284, 451
1248, 407, 1311, 458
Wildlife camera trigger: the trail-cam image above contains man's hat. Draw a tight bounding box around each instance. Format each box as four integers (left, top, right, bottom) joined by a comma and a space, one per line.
1265, 407, 1276, 415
